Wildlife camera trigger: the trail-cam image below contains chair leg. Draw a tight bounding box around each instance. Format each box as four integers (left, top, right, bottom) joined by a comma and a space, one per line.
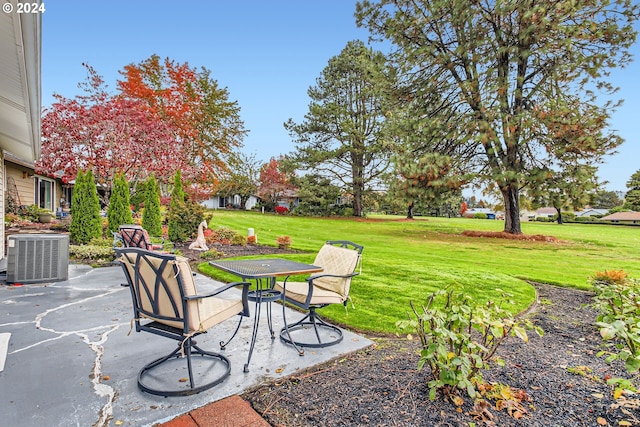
281, 299, 306, 356
137, 337, 231, 397
220, 315, 244, 350
280, 307, 344, 351
244, 296, 262, 372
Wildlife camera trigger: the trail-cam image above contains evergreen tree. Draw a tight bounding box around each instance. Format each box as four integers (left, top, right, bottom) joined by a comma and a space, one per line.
167, 170, 205, 243
625, 170, 640, 211
107, 173, 133, 234
142, 174, 162, 237
129, 180, 148, 212
357, 0, 637, 233
168, 170, 187, 242
284, 40, 393, 217
70, 169, 103, 244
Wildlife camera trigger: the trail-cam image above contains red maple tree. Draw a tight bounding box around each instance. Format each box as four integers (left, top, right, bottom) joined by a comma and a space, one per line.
37, 64, 183, 205
257, 157, 296, 211
118, 55, 247, 185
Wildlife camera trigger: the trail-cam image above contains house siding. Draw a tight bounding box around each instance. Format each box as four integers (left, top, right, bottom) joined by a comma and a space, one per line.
5, 161, 35, 206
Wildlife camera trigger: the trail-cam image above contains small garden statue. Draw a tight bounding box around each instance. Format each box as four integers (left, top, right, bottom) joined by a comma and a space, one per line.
189, 220, 209, 251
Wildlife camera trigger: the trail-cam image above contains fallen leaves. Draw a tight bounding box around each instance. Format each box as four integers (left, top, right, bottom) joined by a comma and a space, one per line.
470, 399, 495, 426
477, 382, 530, 420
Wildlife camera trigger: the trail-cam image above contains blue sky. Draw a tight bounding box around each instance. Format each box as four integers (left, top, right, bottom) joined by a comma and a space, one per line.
42, 1, 638, 193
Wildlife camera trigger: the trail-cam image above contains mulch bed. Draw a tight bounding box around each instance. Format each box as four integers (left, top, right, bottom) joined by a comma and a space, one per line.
241, 283, 639, 427
172, 241, 304, 267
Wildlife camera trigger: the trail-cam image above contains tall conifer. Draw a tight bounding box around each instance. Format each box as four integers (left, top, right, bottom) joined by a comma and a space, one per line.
107, 173, 133, 234
70, 169, 102, 244
142, 175, 162, 237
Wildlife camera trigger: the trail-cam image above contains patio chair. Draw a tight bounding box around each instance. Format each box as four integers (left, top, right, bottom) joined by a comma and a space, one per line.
118, 224, 164, 251
115, 247, 250, 397
275, 240, 363, 355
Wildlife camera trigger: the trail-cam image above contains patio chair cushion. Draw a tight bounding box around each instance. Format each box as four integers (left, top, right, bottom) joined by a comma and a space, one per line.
275, 243, 361, 305
276, 281, 345, 305
119, 253, 243, 333
311, 244, 360, 297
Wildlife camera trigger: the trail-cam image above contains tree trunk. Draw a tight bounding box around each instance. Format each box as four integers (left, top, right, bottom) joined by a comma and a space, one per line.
555, 205, 563, 224
353, 193, 363, 217
500, 184, 522, 234
352, 175, 364, 217
407, 201, 414, 219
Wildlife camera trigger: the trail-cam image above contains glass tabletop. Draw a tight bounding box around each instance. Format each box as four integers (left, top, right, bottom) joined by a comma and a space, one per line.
209, 258, 322, 279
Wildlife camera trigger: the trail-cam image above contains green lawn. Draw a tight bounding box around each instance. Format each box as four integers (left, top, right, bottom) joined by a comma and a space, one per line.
197, 211, 640, 335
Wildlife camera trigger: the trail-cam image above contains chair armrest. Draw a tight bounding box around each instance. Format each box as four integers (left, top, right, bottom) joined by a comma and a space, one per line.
288, 272, 359, 307
185, 281, 251, 317
307, 272, 359, 283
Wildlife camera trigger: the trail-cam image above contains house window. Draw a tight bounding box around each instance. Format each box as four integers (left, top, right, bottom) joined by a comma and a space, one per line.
34, 178, 54, 211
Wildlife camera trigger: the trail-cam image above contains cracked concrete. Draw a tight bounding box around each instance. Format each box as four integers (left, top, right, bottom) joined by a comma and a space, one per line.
0, 264, 372, 427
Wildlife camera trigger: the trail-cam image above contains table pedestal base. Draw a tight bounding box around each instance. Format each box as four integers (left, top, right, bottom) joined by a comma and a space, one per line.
244, 289, 281, 372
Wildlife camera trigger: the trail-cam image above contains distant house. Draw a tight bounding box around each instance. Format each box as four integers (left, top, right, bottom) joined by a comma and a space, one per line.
275, 189, 300, 210
534, 207, 556, 219
520, 209, 536, 221
600, 212, 640, 224
463, 208, 496, 219
519, 207, 557, 221
575, 208, 609, 217
201, 194, 258, 210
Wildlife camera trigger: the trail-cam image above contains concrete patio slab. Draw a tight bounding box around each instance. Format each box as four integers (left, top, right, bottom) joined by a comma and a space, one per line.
0, 264, 373, 427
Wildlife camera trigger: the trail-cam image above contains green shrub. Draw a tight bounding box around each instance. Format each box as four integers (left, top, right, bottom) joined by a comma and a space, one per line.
207, 226, 241, 245
107, 173, 133, 234
142, 175, 162, 237
472, 212, 487, 219
231, 234, 247, 246
591, 270, 640, 373
574, 216, 602, 223
200, 248, 226, 260
167, 170, 202, 243
535, 216, 552, 222
129, 180, 148, 212
69, 170, 103, 244
18, 204, 50, 222
69, 244, 116, 261
88, 237, 113, 247
397, 287, 543, 400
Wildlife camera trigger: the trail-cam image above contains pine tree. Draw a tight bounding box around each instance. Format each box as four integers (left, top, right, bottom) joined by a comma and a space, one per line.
107, 173, 133, 234
625, 170, 640, 211
142, 174, 162, 237
70, 169, 103, 244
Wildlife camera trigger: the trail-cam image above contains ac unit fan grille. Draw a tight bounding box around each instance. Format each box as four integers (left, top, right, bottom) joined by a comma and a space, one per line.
17, 239, 60, 281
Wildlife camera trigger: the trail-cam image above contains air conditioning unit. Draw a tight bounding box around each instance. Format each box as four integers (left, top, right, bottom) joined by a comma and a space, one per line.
6, 234, 69, 284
